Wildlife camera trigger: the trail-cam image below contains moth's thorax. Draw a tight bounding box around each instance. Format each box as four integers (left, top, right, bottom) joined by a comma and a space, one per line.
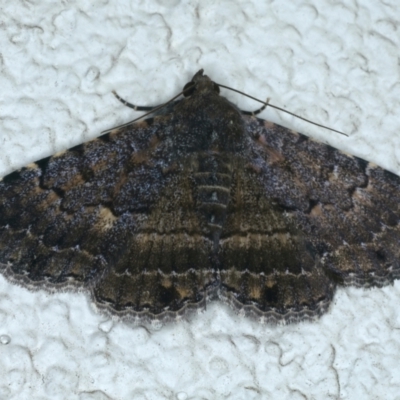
172, 90, 246, 153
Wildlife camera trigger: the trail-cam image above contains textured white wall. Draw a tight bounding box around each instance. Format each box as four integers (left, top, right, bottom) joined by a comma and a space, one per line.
1, 1, 400, 399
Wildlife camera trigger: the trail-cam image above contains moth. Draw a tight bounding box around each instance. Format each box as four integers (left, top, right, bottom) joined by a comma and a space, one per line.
0, 69, 399, 323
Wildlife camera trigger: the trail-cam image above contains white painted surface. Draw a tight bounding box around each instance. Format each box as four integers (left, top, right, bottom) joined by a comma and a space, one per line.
1, 1, 400, 399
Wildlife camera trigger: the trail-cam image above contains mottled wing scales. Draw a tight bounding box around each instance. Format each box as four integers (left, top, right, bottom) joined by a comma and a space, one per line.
219, 167, 334, 322
321, 165, 400, 286
0, 117, 215, 320
0, 164, 105, 287
93, 171, 215, 317
245, 117, 400, 291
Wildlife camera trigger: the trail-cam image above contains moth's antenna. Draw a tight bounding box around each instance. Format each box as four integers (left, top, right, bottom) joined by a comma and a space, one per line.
217, 83, 347, 137
102, 84, 195, 134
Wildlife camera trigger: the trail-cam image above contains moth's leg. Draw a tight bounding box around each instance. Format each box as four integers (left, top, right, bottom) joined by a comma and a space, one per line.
241, 98, 270, 116
112, 91, 160, 111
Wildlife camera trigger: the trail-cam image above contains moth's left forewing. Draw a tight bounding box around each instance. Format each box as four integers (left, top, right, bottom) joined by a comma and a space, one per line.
0, 118, 168, 283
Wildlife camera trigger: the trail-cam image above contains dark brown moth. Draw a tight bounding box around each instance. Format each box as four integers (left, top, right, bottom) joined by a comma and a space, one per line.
0, 70, 399, 323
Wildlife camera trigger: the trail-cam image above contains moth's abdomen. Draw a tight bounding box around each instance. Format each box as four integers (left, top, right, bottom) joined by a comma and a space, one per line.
192, 154, 233, 238
195, 175, 231, 230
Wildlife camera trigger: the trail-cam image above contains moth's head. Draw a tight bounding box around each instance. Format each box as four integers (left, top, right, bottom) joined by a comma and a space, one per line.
183, 69, 220, 97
